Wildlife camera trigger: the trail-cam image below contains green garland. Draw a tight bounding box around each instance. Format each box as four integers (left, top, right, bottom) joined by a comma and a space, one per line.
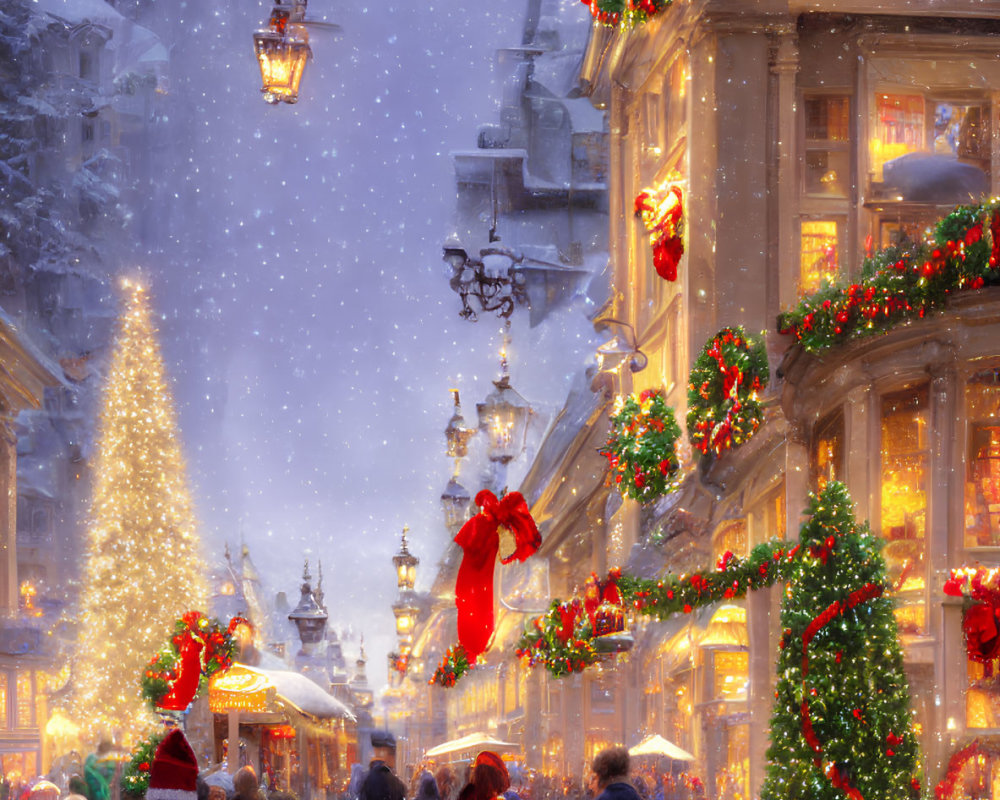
584, 0, 672, 28
777, 201, 1000, 354
121, 731, 165, 798
140, 611, 238, 709
687, 326, 769, 456
620, 540, 797, 619
600, 388, 682, 502
429, 644, 471, 688
515, 599, 603, 678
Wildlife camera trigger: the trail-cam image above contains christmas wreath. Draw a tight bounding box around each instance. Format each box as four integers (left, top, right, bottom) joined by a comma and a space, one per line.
583, 0, 673, 28
944, 567, 1000, 664
429, 645, 471, 688
140, 612, 241, 711
635, 182, 684, 281
778, 201, 1000, 354
601, 388, 682, 502
687, 327, 769, 456
120, 731, 165, 798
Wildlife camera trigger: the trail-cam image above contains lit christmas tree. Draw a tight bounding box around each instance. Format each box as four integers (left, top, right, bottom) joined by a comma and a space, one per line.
761, 481, 920, 800
71, 281, 208, 742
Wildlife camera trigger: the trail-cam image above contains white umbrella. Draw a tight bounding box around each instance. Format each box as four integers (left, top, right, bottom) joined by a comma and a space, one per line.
628, 734, 695, 762
425, 732, 519, 759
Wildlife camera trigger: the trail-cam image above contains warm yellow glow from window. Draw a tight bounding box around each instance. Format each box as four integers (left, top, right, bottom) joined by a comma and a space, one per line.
881, 386, 928, 634
800, 220, 839, 296
870, 94, 925, 181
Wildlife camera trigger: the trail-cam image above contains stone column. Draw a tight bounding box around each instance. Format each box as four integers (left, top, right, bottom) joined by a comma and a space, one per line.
772, 24, 800, 316
0, 419, 18, 614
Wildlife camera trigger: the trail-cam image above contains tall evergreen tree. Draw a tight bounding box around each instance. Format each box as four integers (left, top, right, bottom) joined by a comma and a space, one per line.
71, 282, 207, 742
761, 481, 920, 800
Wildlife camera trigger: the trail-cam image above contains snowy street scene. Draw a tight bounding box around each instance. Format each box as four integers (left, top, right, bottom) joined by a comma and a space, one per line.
3, 1, 1000, 800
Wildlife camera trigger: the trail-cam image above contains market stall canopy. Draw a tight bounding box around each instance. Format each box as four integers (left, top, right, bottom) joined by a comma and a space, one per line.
424, 732, 519, 759
629, 735, 694, 762
209, 663, 355, 721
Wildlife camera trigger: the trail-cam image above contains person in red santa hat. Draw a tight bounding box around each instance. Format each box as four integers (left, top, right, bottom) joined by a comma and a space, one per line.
146, 729, 200, 800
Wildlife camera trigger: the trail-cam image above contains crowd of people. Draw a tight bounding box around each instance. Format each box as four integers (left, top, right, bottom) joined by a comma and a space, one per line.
1, 730, 713, 800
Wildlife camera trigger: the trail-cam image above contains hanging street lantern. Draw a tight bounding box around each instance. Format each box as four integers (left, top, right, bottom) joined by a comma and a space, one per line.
445, 389, 475, 460
392, 526, 418, 592
253, 1, 311, 104
441, 475, 471, 532
476, 336, 531, 466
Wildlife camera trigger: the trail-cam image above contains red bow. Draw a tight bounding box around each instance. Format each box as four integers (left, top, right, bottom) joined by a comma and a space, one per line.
964, 601, 1000, 663
454, 490, 541, 661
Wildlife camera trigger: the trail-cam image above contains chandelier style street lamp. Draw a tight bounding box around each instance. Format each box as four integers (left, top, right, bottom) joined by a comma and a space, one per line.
444, 389, 475, 460
254, 1, 311, 104
443, 236, 526, 321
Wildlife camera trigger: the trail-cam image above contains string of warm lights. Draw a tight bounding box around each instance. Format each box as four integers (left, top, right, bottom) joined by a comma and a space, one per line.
70, 280, 208, 744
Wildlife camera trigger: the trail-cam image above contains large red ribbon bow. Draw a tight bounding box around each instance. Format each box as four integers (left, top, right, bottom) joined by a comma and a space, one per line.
454, 490, 541, 661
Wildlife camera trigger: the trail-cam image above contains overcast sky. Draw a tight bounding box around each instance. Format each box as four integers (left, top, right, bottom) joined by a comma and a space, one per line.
124, 0, 601, 688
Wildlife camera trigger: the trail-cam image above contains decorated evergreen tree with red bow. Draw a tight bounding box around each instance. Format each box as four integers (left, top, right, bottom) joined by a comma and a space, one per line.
760, 482, 921, 800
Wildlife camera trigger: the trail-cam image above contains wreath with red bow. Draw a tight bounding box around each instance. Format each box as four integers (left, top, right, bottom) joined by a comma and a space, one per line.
635, 183, 684, 281
140, 612, 244, 711
601, 388, 682, 502
687, 327, 769, 457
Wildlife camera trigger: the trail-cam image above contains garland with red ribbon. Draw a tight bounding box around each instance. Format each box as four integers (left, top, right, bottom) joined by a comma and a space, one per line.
777, 201, 1000, 354
515, 570, 627, 678
687, 326, 769, 457
600, 388, 682, 502
583, 0, 673, 29
140, 612, 244, 711
515, 544, 798, 678
635, 182, 684, 281
934, 740, 1000, 800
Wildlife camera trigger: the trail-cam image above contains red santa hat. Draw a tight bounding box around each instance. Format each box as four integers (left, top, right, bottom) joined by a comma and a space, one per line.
147, 729, 199, 800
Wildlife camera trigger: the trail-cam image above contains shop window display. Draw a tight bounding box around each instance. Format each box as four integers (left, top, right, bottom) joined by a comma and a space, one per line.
15, 672, 31, 729
811, 410, 843, 491
799, 220, 839, 296
966, 368, 1000, 548
880, 385, 928, 634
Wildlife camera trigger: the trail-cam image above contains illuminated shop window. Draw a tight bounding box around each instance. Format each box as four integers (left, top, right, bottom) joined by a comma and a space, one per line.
966, 650, 1000, 729
15, 671, 32, 728
811, 410, 844, 491
800, 220, 839, 296
712, 650, 748, 701
665, 670, 693, 754
880, 386, 928, 634
1, 752, 36, 784
804, 94, 850, 197
871, 94, 925, 182
712, 519, 746, 564
965, 368, 1000, 548
869, 92, 990, 202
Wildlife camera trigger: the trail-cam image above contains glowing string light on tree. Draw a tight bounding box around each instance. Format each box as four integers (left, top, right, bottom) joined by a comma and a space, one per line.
70, 279, 208, 744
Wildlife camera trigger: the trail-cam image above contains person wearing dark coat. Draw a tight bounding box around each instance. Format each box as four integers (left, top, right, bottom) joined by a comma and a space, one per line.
591, 748, 641, 800
359, 732, 406, 800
